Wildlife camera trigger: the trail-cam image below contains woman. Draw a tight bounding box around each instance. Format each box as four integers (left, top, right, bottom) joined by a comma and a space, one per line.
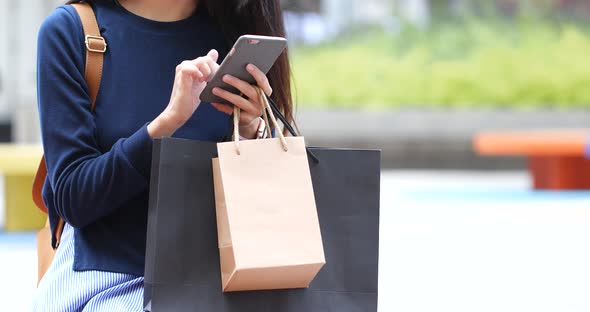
33, 0, 293, 310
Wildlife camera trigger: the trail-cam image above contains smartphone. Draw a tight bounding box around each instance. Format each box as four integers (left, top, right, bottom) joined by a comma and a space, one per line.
200, 35, 288, 105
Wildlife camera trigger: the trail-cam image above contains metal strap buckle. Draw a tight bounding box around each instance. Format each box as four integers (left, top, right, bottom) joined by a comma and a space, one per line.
85, 35, 107, 53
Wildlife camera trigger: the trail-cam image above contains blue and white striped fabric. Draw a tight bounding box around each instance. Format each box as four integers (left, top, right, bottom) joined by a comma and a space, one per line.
32, 224, 144, 311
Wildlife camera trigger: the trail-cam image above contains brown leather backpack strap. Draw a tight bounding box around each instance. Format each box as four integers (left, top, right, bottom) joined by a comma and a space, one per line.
33, 2, 106, 249
33, 158, 48, 213
72, 2, 106, 111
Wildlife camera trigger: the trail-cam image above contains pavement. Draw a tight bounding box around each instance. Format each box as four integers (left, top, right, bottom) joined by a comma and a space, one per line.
2, 170, 590, 311
297, 110, 590, 169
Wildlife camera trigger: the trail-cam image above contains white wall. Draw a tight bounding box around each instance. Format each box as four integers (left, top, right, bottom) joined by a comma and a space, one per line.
0, 0, 58, 141
395, 0, 431, 28
321, 0, 355, 37
0, 0, 15, 122
353, 0, 394, 25
320, 0, 394, 37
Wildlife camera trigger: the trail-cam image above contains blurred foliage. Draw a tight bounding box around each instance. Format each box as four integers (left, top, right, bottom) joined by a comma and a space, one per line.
291, 17, 590, 109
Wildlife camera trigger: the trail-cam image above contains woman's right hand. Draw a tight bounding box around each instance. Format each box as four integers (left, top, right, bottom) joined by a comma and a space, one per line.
148, 49, 219, 138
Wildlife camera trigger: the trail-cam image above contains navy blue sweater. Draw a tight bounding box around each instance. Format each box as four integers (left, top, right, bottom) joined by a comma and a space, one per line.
37, 0, 230, 276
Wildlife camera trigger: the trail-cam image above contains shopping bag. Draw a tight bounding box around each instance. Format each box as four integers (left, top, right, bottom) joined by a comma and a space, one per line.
144, 98, 380, 311
212, 93, 325, 292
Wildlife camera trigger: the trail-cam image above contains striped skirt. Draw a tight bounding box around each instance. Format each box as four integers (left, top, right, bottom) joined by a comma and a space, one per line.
32, 224, 144, 311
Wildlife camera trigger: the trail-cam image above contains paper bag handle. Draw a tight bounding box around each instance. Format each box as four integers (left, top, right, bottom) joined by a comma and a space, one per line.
233, 87, 289, 155
264, 94, 299, 137
263, 93, 320, 164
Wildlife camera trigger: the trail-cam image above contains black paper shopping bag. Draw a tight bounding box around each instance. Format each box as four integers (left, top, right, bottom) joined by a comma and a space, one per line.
144, 136, 380, 311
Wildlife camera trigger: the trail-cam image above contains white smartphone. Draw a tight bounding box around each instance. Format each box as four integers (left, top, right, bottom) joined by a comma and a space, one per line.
200, 35, 288, 105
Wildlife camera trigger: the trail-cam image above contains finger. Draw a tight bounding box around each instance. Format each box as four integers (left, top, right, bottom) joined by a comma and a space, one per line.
197, 62, 211, 77
205, 51, 220, 77
207, 49, 219, 63
177, 60, 204, 80
190, 50, 218, 67
176, 61, 199, 76
222, 75, 258, 101
211, 103, 233, 115
246, 64, 272, 96
187, 51, 219, 82
177, 65, 202, 82
212, 87, 258, 115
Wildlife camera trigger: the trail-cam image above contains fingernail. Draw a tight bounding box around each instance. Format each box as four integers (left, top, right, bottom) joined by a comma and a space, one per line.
222, 75, 231, 82
213, 88, 220, 94
247, 64, 255, 71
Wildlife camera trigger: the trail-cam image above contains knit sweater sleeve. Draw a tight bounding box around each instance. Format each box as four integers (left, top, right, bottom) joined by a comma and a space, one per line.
37, 6, 153, 228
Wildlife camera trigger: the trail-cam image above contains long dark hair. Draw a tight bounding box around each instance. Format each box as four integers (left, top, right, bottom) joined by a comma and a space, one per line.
67, 0, 294, 126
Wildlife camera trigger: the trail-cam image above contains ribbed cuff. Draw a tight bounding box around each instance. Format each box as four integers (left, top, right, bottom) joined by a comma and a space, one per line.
121, 123, 153, 179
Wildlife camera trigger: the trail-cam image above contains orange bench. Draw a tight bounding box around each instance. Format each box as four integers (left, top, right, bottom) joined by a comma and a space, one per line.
474, 129, 590, 190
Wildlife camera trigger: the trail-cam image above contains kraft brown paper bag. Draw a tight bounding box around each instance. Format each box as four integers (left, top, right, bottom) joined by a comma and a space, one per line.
212, 88, 325, 293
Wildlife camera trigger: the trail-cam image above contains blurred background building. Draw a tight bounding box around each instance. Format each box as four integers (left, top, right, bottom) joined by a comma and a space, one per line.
1, 0, 590, 168
0, 0, 62, 143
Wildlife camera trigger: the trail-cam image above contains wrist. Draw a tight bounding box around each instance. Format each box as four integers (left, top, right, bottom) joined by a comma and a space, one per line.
148, 111, 182, 138
239, 118, 261, 140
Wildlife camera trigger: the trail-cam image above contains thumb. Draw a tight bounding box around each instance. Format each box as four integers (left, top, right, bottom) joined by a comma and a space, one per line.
207, 49, 219, 63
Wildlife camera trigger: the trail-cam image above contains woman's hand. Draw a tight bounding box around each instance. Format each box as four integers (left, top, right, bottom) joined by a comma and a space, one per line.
210, 64, 273, 139
148, 49, 220, 138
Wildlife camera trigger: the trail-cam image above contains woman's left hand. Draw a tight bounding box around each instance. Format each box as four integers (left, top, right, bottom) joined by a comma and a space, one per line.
211, 64, 272, 139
